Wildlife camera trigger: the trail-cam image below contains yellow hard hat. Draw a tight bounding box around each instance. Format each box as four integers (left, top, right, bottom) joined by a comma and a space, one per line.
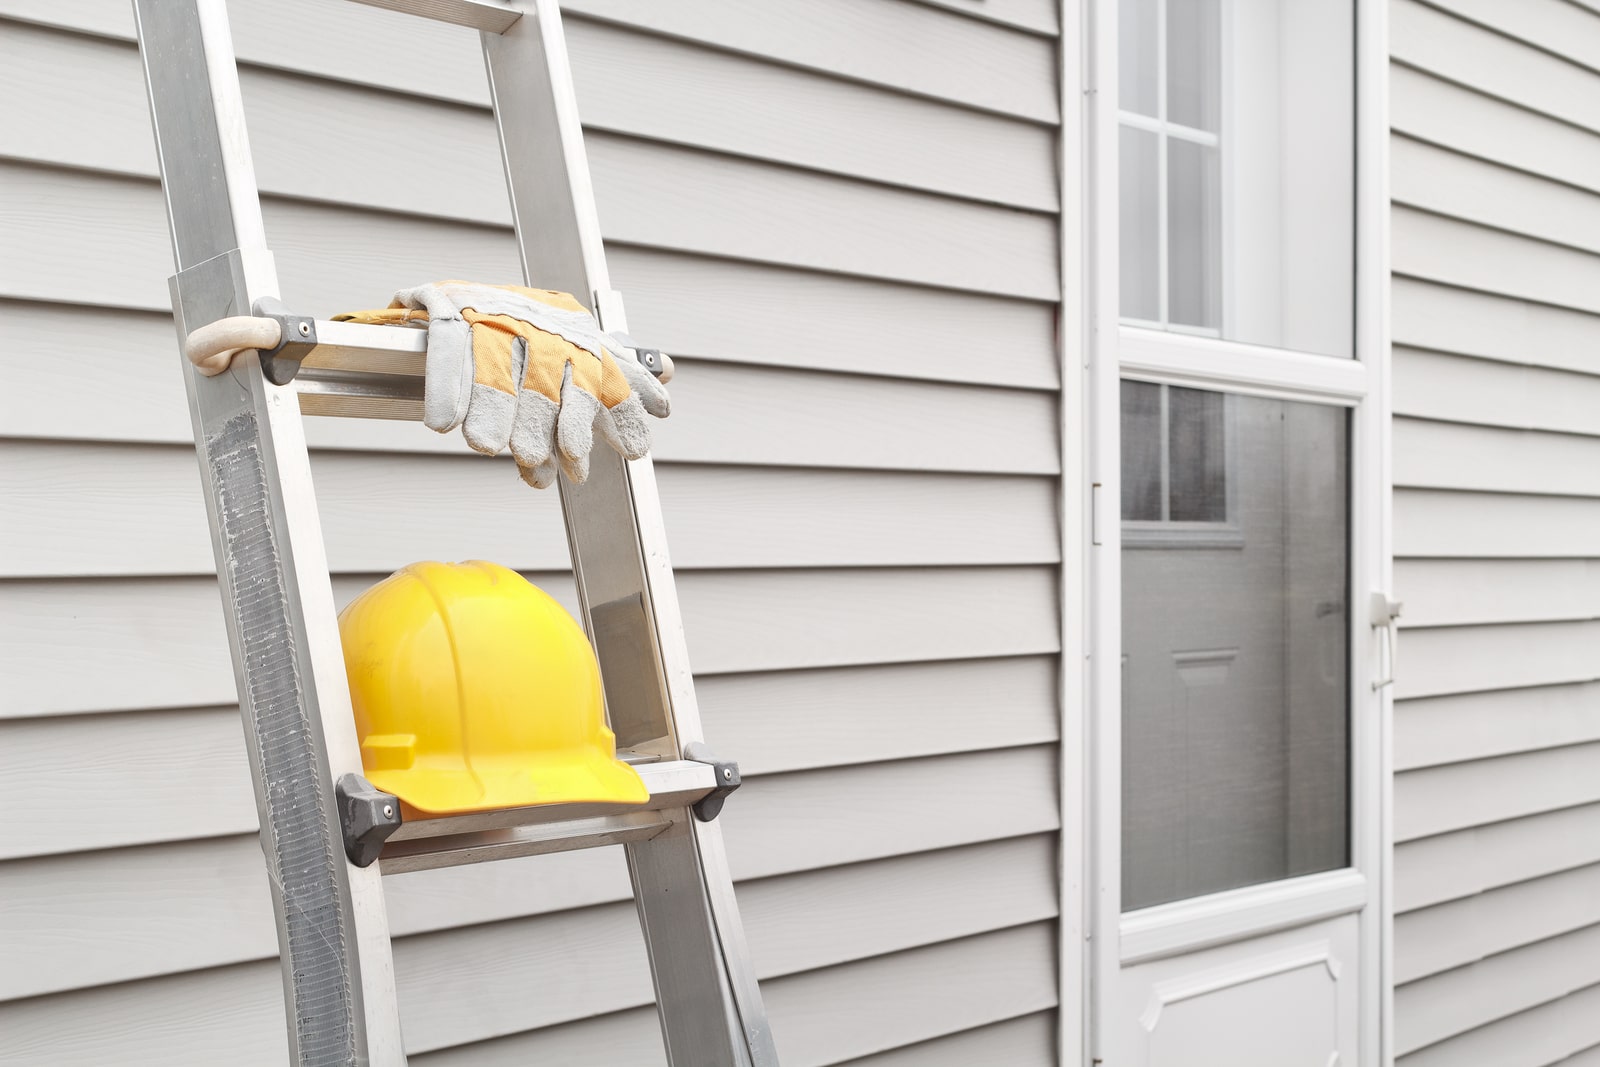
338, 560, 648, 816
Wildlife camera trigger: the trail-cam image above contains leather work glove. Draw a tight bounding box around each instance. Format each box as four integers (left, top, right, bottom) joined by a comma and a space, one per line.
336, 282, 670, 488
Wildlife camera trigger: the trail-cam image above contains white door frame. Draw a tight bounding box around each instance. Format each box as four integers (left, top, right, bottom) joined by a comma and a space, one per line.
1058, 0, 1392, 1061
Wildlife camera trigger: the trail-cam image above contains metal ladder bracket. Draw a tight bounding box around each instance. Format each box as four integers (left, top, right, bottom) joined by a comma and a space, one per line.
251, 297, 319, 385
336, 774, 403, 868
683, 742, 742, 822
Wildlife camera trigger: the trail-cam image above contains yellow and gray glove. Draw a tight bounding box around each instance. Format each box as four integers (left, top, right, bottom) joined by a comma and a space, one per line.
337, 282, 669, 488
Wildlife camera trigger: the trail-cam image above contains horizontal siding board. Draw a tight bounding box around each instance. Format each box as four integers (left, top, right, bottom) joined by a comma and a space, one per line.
546, 0, 1062, 125
835, 1012, 1055, 1066
699, 655, 1060, 776
0, 567, 1058, 715
4, 658, 1057, 858
1391, 134, 1600, 257
1391, 63, 1600, 198
0, 710, 255, 860
1398, 982, 1600, 1067
0, 17, 1058, 213
1394, 347, 1600, 437
409, 1007, 667, 1067
1395, 742, 1600, 842
1395, 803, 1600, 912
676, 566, 1060, 675
1396, 683, 1600, 771
0, 961, 288, 1067
1395, 489, 1600, 557
1394, 416, 1600, 497
909, 0, 1059, 35
408, 1007, 1059, 1067
1393, 205, 1600, 317
1394, 922, 1600, 1056
0, 837, 633, 998
1396, 559, 1600, 628
2, 443, 1061, 577
1395, 862, 1600, 983
0, 0, 1059, 121
722, 746, 1061, 881
1391, 0, 1600, 135
1396, 621, 1600, 700
1417, 0, 1600, 74
0, 158, 1059, 305
1392, 275, 1600, 376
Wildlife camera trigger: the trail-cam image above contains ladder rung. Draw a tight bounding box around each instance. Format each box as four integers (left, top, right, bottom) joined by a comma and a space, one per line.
293, 320, 426, 420
380, 810, 674, 874
376, 759, 719, 874
345, 0, 521, 34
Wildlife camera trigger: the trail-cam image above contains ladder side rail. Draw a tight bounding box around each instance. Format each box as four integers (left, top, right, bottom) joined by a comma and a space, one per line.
481, 6, 778, 1065
132, 3, 404, 1063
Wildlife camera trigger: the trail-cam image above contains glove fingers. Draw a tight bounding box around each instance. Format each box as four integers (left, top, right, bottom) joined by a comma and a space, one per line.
517, 455, 559, 490
509, 387, 559, 473
612, 348, 671, 419
597, 393, 654, 461
460, 335, 525, 456
557, 363, 602, 485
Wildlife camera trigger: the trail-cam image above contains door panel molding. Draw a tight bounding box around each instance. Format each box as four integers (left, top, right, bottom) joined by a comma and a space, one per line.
1122, 868, 1368, 965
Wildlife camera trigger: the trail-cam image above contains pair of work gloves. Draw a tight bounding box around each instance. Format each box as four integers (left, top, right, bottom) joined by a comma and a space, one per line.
337, 282, 669, 488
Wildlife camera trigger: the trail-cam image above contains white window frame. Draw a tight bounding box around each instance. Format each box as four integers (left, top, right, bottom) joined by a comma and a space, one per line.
1119, 380, 1243, 549
1115, 0, 1225, 337
1057, 0, 1393, 1064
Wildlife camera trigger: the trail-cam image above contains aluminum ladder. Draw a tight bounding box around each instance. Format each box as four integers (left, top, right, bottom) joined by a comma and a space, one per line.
130, 2, 778, 1063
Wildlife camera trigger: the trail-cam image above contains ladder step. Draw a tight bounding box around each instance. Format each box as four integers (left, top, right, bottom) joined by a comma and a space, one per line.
293, 320, 426, 421
377, 759, 719, 875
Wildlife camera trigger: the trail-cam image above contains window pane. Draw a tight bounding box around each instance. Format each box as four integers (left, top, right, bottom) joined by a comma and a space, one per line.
1167, 139, 1219, 330
1120, 127, 1160, 322
1167, 0, 1220, 132
1121, 381, 1163, 521
1167, 386, 1225, 522
1116, 0, 1355, 358
1122, 392, 1349, 910
1119, 0, 1159, 117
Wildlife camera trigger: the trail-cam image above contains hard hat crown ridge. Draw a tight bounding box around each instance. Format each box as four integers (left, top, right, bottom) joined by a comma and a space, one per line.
339, 560, 648, 815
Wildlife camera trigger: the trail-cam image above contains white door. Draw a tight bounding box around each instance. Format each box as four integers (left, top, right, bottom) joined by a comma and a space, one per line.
1084, 0, 1390, 1063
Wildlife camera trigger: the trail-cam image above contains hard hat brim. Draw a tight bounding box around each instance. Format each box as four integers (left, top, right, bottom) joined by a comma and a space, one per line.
369, 747, 650, 816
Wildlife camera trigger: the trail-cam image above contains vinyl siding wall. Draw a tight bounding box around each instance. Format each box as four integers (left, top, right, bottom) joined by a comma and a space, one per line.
0, 2, 1065, 1063
1390, 1, 1600, 1062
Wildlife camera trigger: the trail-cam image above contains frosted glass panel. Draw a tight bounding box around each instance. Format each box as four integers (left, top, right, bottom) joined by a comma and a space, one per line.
1120, 0, 1159, 117
1122, 389, 1349, 910
1120, 127, 1160, 322
1167, 139, 1220, 330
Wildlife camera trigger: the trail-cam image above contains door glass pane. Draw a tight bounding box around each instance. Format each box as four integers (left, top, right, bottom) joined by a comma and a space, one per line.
1119, 0, 1159, 117
1121, 381, 1163, 521
1166, 0, 1220, 131
1166, 139, 1220, 331
1167, 386, 1225, 522
1122, 388, 1349, 910
1120, 127, 1160, 322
